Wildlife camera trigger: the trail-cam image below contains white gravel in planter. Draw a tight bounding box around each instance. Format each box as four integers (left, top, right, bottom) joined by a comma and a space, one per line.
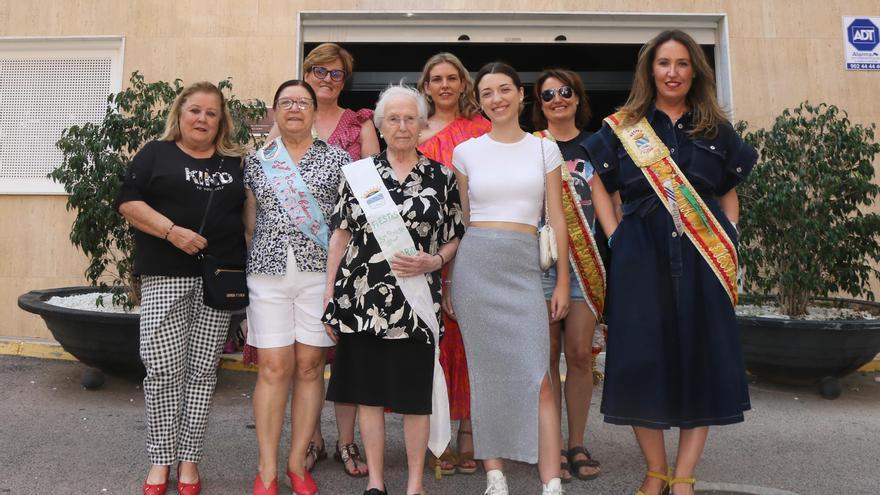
736, 303, 877, 321
46, 292, 140, 314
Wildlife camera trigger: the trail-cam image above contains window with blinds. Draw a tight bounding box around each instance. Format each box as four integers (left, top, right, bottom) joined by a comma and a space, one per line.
0, 37, 123, 194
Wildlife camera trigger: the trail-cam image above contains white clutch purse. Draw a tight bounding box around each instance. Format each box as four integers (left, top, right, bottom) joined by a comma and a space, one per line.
539, 223, 558, 271
538, 137, 558, 271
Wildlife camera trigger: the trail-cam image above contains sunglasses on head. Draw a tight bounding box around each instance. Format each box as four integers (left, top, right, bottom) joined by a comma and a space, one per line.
310, 66, 347, 82
540, 85, 574, 102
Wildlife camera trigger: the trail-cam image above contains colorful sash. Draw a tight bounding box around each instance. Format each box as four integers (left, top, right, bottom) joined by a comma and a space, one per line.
534, 131, 607, 320
259, 137, 329, 250
605, 112, 739, 306
341, 157, 450, 457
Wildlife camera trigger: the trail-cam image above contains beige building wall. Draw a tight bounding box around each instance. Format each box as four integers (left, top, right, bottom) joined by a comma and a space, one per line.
2, 0, 879, 339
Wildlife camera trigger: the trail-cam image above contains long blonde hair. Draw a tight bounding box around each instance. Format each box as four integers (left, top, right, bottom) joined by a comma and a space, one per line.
160, 81, 244, 157
618, 30, 728, 139
417, 52, 480, 119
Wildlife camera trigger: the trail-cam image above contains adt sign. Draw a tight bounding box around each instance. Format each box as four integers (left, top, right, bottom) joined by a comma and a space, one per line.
848, 18, 879, 52
843, 16, 880, 70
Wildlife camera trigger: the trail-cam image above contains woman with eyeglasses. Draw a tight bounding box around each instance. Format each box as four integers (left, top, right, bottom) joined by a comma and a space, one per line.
532, 69, 606, 484
260, 42, 376, 478
244, 80, 352, 495
323, 84, 464, 495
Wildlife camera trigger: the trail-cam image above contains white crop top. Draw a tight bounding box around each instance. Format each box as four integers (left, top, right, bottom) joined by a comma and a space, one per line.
452, 133, 562, 227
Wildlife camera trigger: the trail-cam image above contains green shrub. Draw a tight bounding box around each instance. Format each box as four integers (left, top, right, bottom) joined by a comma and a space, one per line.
737, 102, 880, 316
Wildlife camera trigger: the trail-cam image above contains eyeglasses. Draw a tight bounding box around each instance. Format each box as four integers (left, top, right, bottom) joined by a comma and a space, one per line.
310, 66, 347, 82
385, 115, 419, 127
276, 98, 314, 111
540, 85, 574, 102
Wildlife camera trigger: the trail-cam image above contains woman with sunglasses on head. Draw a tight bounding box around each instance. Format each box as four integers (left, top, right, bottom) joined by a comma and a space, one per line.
585, 30, 756, 495
245, 80, 351, 495
449, 62, 568, 495
261, 42, 376, 478
416, 52, 491, 478
532, 69, 606, 484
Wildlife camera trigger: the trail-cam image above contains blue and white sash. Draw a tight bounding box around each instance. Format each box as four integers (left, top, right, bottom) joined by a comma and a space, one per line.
341, 157, 450, 457
259, 137, 329, 250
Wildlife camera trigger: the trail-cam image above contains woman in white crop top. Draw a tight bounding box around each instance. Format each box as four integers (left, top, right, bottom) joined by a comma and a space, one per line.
446, 62, 569, 495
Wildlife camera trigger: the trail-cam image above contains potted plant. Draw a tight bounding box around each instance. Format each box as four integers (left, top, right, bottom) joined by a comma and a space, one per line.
735, 102, 880, 398
18, 71, 265, 381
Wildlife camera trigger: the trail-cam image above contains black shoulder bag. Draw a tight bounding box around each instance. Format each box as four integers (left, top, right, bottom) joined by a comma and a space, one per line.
196, 158, 249, 311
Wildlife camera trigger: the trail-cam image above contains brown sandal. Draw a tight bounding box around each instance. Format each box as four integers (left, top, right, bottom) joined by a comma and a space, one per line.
334, 442, 368, 478
304, 440, 327, 472
427, 448, 458, 479
455, 428, 478, 475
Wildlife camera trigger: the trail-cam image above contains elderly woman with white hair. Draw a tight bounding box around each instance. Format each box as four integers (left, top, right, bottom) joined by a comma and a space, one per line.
322, 84, 465, 495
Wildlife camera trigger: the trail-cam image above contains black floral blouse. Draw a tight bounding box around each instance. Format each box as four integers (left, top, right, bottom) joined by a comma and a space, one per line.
322, 151, 465, 345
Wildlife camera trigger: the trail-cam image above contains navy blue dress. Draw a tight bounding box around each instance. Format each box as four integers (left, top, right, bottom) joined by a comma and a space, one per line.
582, 105, 757, 429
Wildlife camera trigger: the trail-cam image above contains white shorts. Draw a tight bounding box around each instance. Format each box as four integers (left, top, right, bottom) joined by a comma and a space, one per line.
246, 246, 333, 349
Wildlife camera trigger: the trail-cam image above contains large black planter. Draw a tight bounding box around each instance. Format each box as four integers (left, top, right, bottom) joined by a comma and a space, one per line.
737, 298, 880, 398
18, 287, 144, 380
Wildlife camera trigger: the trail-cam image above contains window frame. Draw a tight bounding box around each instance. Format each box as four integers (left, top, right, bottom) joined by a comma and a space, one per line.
0, 36, 125, 195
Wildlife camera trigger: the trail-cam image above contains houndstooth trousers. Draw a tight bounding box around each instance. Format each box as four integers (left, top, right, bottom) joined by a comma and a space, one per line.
139, 275, 231, 465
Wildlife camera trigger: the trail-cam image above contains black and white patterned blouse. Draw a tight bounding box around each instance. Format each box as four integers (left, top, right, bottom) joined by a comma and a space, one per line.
244, 139, 350, 274
322, 152, 465, 345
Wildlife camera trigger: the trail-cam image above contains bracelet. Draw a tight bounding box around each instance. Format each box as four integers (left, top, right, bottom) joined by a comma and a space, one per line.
163, 223, 176, 241
443, 280, 453, 285
436, 252, 446, 265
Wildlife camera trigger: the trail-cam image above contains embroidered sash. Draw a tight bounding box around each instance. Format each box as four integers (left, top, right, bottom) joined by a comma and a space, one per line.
605, 112, 739, 306
259, 137, 329, 250
341, 157, 450, 457
534, 131, 607, 319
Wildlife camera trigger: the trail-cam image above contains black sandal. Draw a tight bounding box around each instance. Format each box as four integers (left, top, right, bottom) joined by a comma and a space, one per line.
567, 446, 600, 480
559, 448, 573, 484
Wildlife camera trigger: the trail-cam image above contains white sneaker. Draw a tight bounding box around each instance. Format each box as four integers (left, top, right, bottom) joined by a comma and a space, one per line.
484, 469, 509, 495
542, 477, 563, 495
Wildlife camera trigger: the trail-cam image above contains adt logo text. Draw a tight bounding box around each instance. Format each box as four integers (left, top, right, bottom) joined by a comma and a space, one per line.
848, 18, 879, 52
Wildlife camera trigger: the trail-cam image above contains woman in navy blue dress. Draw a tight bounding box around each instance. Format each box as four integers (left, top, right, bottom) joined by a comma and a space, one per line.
584, 30, 757, 495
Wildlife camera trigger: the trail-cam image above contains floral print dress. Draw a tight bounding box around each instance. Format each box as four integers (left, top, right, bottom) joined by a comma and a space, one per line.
323, 151, 465, 346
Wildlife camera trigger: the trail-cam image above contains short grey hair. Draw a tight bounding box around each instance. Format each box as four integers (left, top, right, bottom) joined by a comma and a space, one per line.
373, 84, 429, 128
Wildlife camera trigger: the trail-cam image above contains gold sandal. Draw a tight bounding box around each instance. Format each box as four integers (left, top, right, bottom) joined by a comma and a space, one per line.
636, 468, 671, 495
669, 475, 696, 494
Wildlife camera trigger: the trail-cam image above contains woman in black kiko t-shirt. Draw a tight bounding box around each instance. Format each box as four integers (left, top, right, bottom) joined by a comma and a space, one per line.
116, 81, 246, 495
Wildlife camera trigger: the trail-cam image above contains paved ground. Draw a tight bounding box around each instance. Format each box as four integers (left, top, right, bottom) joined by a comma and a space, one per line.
1, 355, 879, 494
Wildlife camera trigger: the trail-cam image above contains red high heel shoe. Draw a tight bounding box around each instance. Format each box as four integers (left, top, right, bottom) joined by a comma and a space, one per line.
177, 464, 202, 495
142, 467, 169, 495
288, 469, 318, 495
252, 473, 278, 495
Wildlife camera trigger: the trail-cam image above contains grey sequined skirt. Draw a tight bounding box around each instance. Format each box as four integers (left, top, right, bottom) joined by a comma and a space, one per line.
452, 227, 549, 464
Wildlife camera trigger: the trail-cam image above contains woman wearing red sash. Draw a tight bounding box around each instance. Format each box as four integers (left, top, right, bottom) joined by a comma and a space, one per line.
585, 30, 757, 495
416, 52, 491, 477
533, 69, 603, 483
